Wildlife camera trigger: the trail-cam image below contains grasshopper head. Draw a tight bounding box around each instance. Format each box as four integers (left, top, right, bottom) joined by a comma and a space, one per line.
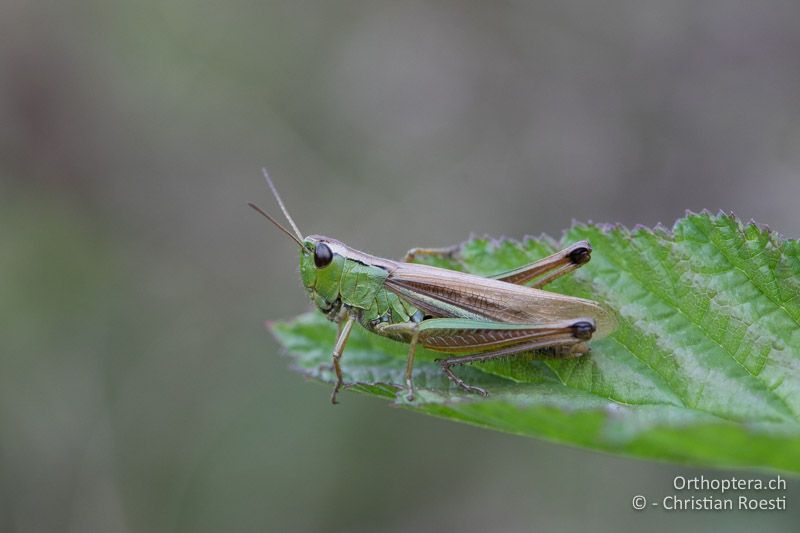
300, 235, 348, 316
249, 171, 358, 318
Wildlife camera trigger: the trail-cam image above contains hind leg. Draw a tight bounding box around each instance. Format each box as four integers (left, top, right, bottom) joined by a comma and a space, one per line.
491, 241, 592, 288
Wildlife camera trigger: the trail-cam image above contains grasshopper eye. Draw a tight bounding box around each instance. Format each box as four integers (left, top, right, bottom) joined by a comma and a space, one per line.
314, 243, 333, 268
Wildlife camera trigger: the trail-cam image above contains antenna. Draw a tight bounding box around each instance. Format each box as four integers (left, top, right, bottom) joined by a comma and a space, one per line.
248, 202, 304, 248
262, 168, 303, 243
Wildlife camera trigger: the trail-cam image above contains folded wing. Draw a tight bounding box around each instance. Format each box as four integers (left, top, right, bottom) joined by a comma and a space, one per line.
384, 262, 615, 338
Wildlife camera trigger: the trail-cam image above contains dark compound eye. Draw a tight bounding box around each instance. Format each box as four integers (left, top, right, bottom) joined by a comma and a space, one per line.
314, 242, 333, 268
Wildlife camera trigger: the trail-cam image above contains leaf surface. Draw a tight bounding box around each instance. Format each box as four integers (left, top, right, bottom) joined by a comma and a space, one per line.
271, 213, 800, 472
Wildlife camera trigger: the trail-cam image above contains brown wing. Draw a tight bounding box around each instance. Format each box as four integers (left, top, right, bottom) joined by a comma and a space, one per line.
384, 262, 616, 338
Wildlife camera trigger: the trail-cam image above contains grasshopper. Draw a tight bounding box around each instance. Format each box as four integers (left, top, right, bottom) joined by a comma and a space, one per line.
252, 171, 615, 403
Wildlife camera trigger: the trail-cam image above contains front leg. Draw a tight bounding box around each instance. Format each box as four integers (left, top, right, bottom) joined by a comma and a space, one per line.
330, 315, 354, 404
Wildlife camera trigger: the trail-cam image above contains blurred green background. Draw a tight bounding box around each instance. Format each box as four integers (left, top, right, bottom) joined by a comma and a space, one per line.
2, 1, 799, 531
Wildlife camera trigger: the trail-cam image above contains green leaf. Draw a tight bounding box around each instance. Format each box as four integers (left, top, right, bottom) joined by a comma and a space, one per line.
271, 212, 800, 473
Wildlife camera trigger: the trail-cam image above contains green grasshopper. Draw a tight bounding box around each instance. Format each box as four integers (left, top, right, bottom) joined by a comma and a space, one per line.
252, 171, 615, 403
